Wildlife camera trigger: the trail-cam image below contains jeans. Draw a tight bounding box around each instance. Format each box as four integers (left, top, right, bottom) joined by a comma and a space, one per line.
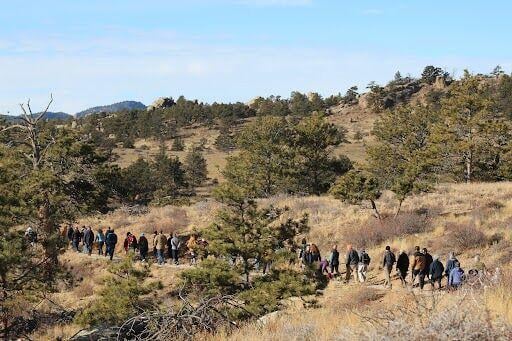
72, 240, 80, 252
83, 244, 92, 255
106, 244, 115, 260
171, 249, 179, 264
140, 249, 148, 261
157, 249, 165, 265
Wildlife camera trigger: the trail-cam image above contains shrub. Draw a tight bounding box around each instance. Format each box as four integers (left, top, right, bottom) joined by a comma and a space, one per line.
447, 222, 488, 250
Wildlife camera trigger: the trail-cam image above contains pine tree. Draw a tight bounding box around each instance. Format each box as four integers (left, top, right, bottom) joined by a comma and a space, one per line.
184, 146, 208, 187
171, 136, 185, 151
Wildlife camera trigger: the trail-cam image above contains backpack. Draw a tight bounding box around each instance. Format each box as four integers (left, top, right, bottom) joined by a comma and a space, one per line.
361, 252, 371, 265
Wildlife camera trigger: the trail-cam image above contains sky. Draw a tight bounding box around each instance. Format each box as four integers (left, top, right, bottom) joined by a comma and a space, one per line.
1, 0, 511, 114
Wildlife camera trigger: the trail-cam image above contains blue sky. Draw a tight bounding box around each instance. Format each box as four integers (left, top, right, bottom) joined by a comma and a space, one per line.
1, 0, 511, 114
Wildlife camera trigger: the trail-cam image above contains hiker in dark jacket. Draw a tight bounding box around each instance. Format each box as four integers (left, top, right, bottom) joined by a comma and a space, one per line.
170, 233, 181, 265
67, 225, 74, 247
382, 246, 396, 288
83, 227, 94, 256
429, 255, 444, 289
345, 245, 359, 283
138, 233, 149, 262
422, 248, 433, 280
329, 245, 340, 275
358, 249, 371, 283
310, 244, 321, 262
105, 228, 118, 260
299, 238, 307, 260
411, 246, 427, 289
72, 227, 82, 252
396, 250, 410, 287
302, 245, 313, 265
445, 252, 458, 278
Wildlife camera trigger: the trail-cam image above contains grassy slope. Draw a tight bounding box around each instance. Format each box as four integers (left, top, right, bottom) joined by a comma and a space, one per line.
39, 182, 512, 339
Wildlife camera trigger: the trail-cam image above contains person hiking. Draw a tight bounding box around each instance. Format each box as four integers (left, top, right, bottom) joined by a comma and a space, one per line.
152, 231, 158, 260
396, 250, 410, 287
105, 228, 118, 260
67, 225, 74, 247
411, 246, 427, 289
382, 246, 396, 289
302, 245, 313, 265
310, 244, 321, 263
329, 245, 340, 276
429, 255, 444, 289
345, 245, 359, 283
445, 252, 458, 279
422, 248, 433, 280
123, 232, 137, 253
95, 228, 105, 255
170, 233, 181, 265
155, 230, 167, 265
72, 226, 82, 252
299, 238, 307, 260
319, 258, 332, 279
471, 254, 487, 276
25, 226, 38, 245
449, 261, 465, 289
186, 234, 198, 265
83, 226, 94, 256
138, 233, 149, 262
358, 249, 371, 283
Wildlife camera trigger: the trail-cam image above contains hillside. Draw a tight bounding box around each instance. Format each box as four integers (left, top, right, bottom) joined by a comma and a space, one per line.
0, 111, 73, 122
34, 182, 512, 339
75, 100, 146, 118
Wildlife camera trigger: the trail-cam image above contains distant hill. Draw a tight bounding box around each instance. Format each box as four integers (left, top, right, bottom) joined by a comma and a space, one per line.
76, 101, 146, 118
0, 111, 72, 123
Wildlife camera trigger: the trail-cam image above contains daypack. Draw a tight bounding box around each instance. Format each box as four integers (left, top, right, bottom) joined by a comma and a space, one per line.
361, 252, 371, 265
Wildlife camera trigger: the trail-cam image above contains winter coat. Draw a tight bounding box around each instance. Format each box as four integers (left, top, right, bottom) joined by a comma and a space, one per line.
138, 236, 149, 252
105, 231, 118, 246
382, 250, 396, 268
445, 258, 458, 277
359, 251, 371, 265
95, 232, 105, 243
170, 236, 181, 250
67, 227, 74, 240
124, 235, 137, 251
449, 267, 464, 286
72, 229, 82, 243
83, 229, 94, 246
329, 250, 340, 266
396, 253, 409, 272
346, 249, 360, 266
311, 251, 321, 262
411, 252, 426, 271
424, 252, 433, 272
429, 260, 445, 279
155, 234, 167, 250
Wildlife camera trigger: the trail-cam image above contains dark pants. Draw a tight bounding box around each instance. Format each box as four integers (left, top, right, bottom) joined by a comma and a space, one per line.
412, 269, 426, 289
431, 276, 442, 289
140, 249, 148, 261
106, 244, 115, 260
398, 269, 408, 285
330, 263, 339, 274
98, 241, 104, 255
72, 240, 80, 251
171, 249, 179, 264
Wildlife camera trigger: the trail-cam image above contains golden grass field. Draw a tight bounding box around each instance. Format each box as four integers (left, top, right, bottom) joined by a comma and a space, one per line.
36, 182, 512, 340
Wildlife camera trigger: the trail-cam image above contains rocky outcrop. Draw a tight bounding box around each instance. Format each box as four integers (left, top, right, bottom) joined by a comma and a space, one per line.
147, 97, 176, 111
434, 75, 447, 90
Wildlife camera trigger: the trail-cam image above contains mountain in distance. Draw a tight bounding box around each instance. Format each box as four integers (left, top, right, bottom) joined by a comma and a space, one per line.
75, 101, 146, 118
0, 111, 73, 123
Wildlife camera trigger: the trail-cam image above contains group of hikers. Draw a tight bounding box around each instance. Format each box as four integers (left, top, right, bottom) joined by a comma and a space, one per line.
64, 225, 206, 265
300, 240, 486, 290
27, 225, 487, 290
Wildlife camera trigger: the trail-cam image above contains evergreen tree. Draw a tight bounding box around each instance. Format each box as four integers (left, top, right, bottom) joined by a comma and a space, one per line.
431, 72, 511, 182
184, 146, 208, 187
153, 142, 187, 202
367, 104, 439, 215
289, 91, 311, 116
291, 114, 349, 194
171, 136, 185, 151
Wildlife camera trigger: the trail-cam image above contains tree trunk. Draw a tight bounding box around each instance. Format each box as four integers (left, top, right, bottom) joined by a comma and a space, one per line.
370, 199, 382, 221
394, 199, 404, 219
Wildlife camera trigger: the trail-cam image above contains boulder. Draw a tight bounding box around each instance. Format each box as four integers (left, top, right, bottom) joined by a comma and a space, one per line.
147, 97, 175, 111
434, 76, 447, 90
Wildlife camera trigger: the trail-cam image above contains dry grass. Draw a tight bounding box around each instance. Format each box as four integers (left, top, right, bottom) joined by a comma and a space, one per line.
36, 182, 512, 340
